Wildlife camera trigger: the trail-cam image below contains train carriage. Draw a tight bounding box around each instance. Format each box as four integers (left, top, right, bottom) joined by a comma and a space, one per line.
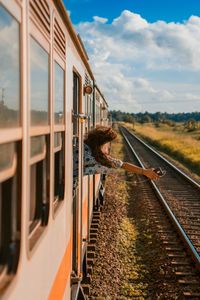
0, 0, 109, 299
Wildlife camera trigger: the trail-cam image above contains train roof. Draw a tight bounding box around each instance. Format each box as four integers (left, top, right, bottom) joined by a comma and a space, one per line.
54, 1, 108, 108
54, 0, 94, 81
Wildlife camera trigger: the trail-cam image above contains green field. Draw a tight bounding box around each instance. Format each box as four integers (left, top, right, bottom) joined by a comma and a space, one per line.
123, 122, 200, 177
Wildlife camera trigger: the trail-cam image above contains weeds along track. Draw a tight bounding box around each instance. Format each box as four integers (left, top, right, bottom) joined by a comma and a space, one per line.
121, 126, 200, 299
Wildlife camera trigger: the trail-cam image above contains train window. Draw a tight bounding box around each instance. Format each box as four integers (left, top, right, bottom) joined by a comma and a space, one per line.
0, 4, 21, 284
53, 60, 65, 212
0, 4, 20, 128
73, 72, 80, 135
54, 62, 64, 124
90, 97, 93, 127
0, 143, 15, 174
84, 95, 89, 133
29, 37, 50, 238
100, 104, 103, 123
30, 135, 46, 159
30, 37, 49, 126
85, 95, 88, 115
29, 135, 49, 236
53, 132, 65, 207
0, 142, 21, 273
95, 102, 100, 124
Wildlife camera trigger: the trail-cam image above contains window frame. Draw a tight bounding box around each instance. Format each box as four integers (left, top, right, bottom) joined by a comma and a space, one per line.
53, 52, 66, 129
0, 0, 22, 288
29, 34, 50, 130
52, 51, 66, 215
27, 17, 51, 252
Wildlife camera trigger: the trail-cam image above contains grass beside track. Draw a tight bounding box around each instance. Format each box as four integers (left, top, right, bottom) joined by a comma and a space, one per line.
110, 130, 149, 298
124, 122, 200, 177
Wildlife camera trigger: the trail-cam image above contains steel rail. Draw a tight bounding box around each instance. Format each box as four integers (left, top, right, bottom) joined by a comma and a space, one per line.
123, 126, 200, 190
120, 126, 200, 271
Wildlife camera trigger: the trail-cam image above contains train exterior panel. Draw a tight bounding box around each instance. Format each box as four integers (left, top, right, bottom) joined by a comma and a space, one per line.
0, 0, 110, 299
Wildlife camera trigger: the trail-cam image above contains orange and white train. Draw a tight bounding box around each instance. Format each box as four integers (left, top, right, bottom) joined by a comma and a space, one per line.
0, 0, 110, 299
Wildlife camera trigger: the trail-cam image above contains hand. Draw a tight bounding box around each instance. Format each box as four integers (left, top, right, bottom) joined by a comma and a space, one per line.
143, 168, 160, 180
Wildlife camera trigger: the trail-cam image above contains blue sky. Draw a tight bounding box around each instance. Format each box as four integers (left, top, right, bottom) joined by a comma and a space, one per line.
64, 0, 200, 24
64, 0, 200, 113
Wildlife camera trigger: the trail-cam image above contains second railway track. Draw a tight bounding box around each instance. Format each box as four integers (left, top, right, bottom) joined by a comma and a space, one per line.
120, 126, 200, 299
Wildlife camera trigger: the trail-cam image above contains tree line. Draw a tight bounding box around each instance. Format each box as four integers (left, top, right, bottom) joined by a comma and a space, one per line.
111, 110, 200, 123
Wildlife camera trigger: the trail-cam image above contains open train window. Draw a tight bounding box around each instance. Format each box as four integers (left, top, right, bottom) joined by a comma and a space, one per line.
0, 143, 21, 273
0, 3, 21, 286
53, 132, 65, 208
29, 36, 50, 249
53, 60, 65, 211
29, 136, 49, 235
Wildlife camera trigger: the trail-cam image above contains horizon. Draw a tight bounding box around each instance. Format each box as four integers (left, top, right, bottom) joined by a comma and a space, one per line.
110, 109, 200, 115
65, 1, 200, 114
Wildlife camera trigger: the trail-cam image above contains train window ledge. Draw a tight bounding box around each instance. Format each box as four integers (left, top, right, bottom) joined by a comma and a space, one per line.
29, 226, 46, 252
0, 268, 15, 291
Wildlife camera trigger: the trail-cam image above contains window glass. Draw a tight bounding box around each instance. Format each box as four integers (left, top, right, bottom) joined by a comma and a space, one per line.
29, 135, 49, 231
29, 165, 37, 223
54, 62, 64, 124
54, 132, 62, 149
0, 5, 20, 128
30, 38, 49, 126
30, 136, 45, 158
54, 132, 65, 202
0, 143, 15, 173
90, 98, 93, 124
73, 73, 79, 135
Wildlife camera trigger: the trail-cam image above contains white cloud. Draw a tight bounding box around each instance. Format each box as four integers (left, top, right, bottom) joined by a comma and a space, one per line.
76, 10, 200, 113
93, 16, 108, 24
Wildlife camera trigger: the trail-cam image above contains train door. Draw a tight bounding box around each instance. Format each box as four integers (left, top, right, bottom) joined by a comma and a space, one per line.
72, 71, 80, 276
84, 91, 92, 248
72, 71, 87, 299
72, 69, 86, 276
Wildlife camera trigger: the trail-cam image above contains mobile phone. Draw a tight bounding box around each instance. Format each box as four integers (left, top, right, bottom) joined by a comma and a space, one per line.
154, 167, 165, 177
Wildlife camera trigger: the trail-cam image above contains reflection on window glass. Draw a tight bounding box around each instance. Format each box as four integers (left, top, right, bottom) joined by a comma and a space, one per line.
54, 132, 62, 149
0, 143, 15, 172
0, 5, 20, 128
30, 136, 45, 158
30, 38, 49, 126
54, 62, 64, 124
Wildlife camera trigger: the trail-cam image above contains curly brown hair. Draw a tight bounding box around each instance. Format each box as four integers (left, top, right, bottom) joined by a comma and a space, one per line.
84, 126, 117, 168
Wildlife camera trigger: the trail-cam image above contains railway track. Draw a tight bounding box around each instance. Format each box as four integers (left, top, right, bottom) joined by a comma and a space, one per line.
121, 126, 200, 299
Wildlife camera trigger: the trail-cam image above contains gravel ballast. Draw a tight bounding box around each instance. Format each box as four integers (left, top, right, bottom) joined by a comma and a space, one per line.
89, 131, 184, 300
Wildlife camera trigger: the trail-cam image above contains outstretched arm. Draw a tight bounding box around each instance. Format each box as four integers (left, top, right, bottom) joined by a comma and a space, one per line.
121, 162, 159, 180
